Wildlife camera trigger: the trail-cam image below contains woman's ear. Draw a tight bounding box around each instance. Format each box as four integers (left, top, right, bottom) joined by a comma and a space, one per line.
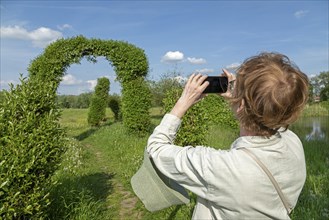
237, 98, 245, 113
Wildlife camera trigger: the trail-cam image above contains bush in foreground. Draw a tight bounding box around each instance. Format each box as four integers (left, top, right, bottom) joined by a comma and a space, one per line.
0, 77, 67, 218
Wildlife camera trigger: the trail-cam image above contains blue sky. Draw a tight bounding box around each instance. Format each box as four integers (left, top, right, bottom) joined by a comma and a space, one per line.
1, 0, 328, 95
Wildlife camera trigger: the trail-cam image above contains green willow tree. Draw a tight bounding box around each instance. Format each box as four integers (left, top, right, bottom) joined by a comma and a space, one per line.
88, 77, 110, 126
310, 71, 329, 101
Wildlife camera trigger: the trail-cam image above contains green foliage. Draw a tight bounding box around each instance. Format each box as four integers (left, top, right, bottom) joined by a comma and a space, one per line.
310, 71, 329, 98
88, 97, 107, 126
108, 94, 121, 121
88, 77, 110, 126
290, 141, 329, 219
320, 101, 329, 111
308, 83, 314, 103
163, 89, 237, 146
28, 35, 150, 133
122, 78, 151, 135
0, 90, 5, 104
57, 92, 93, 109
0, 77, 67, 219
202, 94, 239, 129
148, 73, 183, 107
163, 87, 208, 146
320, 85, 329, 101
302, 103, 329, 117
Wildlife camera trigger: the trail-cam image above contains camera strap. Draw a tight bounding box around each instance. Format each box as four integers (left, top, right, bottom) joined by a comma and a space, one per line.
240, 148, 292, 215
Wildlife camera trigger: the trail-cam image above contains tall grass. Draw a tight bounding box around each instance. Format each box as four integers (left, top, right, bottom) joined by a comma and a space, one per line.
302, 103, 329, 117
50, 108, 329, 219
290, 140, 329, 219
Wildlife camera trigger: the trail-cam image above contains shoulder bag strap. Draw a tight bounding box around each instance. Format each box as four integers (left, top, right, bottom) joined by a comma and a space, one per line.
240, 148, 292, 214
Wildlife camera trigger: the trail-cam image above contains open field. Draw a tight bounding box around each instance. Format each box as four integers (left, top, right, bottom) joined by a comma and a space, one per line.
49, 107, 329, 219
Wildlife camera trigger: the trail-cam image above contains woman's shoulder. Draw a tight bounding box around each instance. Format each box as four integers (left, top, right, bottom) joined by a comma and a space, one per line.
279, 129, 303, 145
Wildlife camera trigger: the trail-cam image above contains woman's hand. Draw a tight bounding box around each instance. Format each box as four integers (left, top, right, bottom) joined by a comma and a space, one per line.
220, 68, 236, 99
170, 73, 209, 119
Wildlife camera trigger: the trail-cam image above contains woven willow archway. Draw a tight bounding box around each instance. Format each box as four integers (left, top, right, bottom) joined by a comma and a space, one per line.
29, 35, 151, 133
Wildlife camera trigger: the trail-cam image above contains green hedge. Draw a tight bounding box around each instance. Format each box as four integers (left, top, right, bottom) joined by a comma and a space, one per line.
0, 77, 66, 218
122, 78, 151, 135
163, 87, 208, 146
88, 77, 110, 126
108, 95, 121, 121
163, 90, 238, 146
202, 94, 238, 129
28, 35, 150, 133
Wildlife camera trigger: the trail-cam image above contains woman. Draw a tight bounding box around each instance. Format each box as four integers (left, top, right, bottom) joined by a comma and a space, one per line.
147, 52, 309, 219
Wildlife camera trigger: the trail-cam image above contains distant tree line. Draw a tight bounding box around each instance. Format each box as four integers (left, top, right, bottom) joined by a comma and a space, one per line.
55, 70, 329, 109
57, 92, 121, 109
57, 92, 93, 108
1, 70, 328, 109
309, 71, 329, 102
55, 75, 182, 109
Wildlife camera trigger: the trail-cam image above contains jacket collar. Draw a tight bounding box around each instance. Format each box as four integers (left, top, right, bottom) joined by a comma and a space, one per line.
232, 132, 282, 150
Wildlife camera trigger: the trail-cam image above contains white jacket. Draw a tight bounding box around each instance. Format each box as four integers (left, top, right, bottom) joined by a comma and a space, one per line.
147, 114, 306, 219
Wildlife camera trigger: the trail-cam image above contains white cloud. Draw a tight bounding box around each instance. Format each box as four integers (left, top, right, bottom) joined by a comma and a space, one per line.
225, 63, 240, 71
187, 57, 206, 65
61, 74, 82, 85
161, 51, 184, 63
0, 25, 63, 48
0, 79, 18, 86
173, 76, 188, 84
57, 24, 73, 31
294, 10, 309, 19
86, 79, 98, 91
194, 68, 214, 74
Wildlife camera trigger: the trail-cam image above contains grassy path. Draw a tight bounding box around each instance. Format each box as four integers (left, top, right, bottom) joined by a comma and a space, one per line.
85, 141, 142, 220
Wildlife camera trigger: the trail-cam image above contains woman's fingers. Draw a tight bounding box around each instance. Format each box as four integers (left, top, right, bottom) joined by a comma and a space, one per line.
220, 69, 236, 98
190, 74, 208, 93
186, 73, 195, 86
222, 69, 236, 82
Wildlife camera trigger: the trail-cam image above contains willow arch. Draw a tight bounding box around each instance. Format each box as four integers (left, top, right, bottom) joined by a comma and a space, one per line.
0, 36, 151, 217
29, 35, 151, 133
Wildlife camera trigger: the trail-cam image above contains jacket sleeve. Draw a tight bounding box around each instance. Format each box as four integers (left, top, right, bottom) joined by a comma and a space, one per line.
146, 114, 210, 199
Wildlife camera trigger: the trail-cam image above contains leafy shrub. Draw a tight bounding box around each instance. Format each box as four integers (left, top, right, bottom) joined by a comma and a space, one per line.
149, 73, 182, 107
320, 85, 329, 101
163, 87, 208, 146
88, 77, 110, 126
202, 94, 238, 129
108, 94, 121, 121
121, 78, 151, 135
0, 77, 67, 219
0, 91, 5, 104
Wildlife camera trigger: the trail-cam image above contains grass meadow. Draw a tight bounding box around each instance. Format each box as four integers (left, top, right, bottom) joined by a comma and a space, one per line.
48, 106, 329, 219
